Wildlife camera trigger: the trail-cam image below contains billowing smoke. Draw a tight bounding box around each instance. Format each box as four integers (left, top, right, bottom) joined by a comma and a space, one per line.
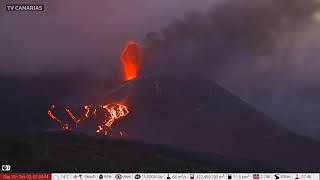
142, 0, 320, 140
0, 0, 213, 76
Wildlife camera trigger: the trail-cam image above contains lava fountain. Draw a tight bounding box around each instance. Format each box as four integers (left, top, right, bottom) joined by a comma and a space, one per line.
121, 40, 143, 81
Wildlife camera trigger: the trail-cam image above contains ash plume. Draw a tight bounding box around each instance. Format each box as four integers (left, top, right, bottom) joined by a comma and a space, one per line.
142, 0, 320, 140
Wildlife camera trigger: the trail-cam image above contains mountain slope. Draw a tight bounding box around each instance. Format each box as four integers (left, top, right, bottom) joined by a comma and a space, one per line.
102, 75, 320, 171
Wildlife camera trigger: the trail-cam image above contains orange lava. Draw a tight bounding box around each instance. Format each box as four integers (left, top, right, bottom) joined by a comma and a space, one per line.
121, 40, 143, 81
84, 105, 90, 119
65, 108, 80, 127
48, 103, 129, 135
97, 104, 129, 134
48, 105, 70, 130
93, 108, 97, 118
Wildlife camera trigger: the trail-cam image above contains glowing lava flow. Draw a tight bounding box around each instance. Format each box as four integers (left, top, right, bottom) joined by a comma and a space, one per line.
97, 104, 129, 134
48, 105, 70, 130
121, 40, 143, 81
65, 108, 80, 127
84, 105, 90, 119
47, 103, 129, 135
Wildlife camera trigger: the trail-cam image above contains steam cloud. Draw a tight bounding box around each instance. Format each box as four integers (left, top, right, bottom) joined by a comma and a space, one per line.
142, 0, 320, 140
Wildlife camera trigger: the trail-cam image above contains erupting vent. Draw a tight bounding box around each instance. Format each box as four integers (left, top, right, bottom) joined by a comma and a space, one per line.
121, 40, 143, 81
48, 40, 141, 135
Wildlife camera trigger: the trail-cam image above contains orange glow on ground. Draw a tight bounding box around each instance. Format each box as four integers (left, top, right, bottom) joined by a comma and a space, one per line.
48, 105, 70, 130
48, 103, 129, 136
65, 108, 80, 127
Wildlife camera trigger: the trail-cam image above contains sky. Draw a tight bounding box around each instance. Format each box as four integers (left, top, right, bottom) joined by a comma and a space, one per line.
0, 0, 215, 75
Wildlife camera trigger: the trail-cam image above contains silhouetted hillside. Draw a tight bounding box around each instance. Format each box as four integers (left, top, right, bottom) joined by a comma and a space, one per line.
0, 131, 280, 172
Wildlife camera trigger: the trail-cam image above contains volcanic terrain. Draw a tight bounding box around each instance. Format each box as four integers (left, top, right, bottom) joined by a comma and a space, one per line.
101, 75, 320, 171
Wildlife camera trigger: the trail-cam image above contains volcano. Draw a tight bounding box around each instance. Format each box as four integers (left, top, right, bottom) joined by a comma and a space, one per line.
102, 75, 320, 171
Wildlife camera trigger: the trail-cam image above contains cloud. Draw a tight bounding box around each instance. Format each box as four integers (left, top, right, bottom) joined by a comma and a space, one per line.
141, 0, 320, 139
0, 0, 214, 75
